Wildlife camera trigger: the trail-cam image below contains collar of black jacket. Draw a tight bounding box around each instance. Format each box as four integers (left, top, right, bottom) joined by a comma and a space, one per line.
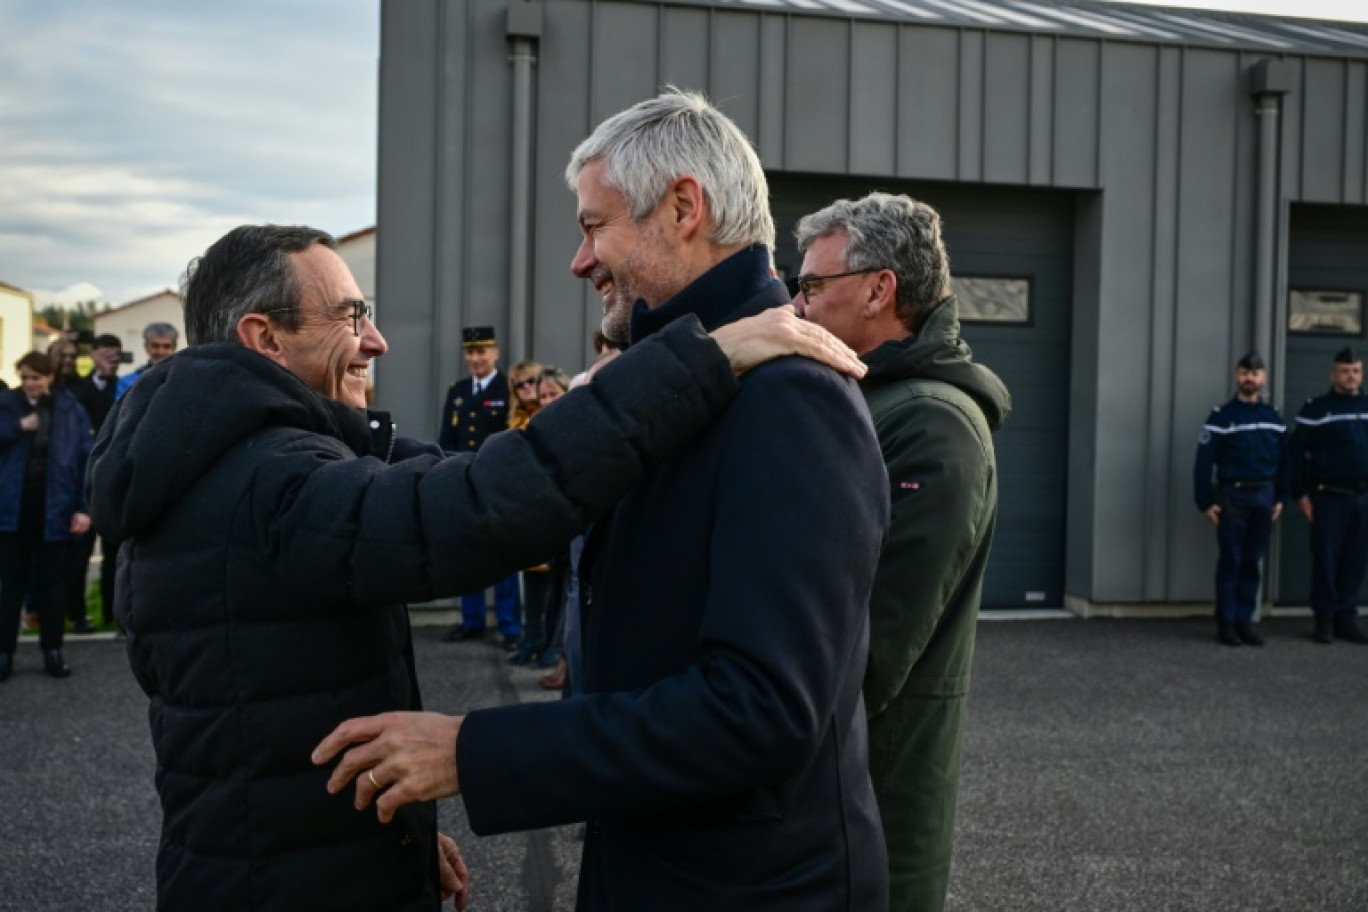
627, 243, 784, 346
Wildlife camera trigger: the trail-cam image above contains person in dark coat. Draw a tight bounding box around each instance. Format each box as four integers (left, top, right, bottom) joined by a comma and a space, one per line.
1193, 351, 1286, 646
1287, 346, 1368, 644
65, 333, 124, 630
315, 90, 890, 912
437, 326, 509, 452
793, 192, 1010, 912
0, 351, 93, 681
437, 327, 521, 644
87, 223, 862, 912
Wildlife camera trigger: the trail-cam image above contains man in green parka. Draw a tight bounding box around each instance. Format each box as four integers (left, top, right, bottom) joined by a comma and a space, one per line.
792, 192, 1011, 912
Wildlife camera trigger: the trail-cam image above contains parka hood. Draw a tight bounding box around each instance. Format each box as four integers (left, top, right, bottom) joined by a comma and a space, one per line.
861, 296, 1011, 431
87, 342, 391, 541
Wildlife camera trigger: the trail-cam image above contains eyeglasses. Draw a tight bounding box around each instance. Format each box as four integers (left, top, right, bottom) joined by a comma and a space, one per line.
513, 378, 538, 389
261, 299, 373, 337
786, 268, 886, 306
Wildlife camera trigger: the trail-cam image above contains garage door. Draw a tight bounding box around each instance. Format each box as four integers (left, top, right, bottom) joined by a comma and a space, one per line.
770, 177, 1073, 608
1276, 203, 1368, 605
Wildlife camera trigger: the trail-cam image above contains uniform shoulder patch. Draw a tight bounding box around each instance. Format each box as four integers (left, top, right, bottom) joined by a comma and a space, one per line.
1198, 430, 1211, 444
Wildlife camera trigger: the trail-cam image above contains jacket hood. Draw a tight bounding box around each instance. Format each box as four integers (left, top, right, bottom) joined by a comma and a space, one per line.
88, 343, 390, 541
861, 296, 1011, 431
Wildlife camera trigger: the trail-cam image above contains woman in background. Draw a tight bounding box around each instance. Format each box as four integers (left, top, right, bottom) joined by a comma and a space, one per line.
0, 352, 93, 681
510, 366, 573, 667
506, 359, 544, 431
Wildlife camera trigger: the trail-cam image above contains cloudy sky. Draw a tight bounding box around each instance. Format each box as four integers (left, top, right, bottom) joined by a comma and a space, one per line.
2, 0, 1366, 310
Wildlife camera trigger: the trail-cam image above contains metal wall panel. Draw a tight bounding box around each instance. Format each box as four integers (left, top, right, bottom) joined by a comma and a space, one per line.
710, 12, 762, 143
1095, 42, 1168, 600
1028, 36, 1054, 184
591, 3, 660, 120
532, 0, 598, 370
957, 30, 984, 180
784, 17, 849, 173
375, 0, 441, 413
1345, 62, 1367, 204
897, 27, 959, 179
1301, 59, 1347, 203
1053, 38, 1100, 188
849, 22, 898, 177
461, 2, 517, 345
757, 17, 787, 166
983, 33, 1031, 186
1149, 46, 1185, 599
661, 6, 710, 92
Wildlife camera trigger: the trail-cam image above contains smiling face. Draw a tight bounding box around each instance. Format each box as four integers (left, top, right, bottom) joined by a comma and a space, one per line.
273, 244, 388, 408
569, 159, 691, 347
511, 368, 541, 404
463, 345, 497, 380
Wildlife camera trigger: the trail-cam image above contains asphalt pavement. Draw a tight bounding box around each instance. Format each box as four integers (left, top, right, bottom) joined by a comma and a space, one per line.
1, 615, 1365, 911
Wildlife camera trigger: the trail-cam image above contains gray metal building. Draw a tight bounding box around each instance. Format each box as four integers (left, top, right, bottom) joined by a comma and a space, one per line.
375, 0, 1368, 612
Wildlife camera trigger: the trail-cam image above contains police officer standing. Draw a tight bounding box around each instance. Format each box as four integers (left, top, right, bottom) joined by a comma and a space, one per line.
437, 326, 521, 644
1287, 347, 1368, 644
437, 326, 509, 452
1194, 352, 1285, 646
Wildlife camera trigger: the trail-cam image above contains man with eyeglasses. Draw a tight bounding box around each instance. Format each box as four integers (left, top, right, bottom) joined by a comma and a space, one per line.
791, 192, 1010, 912
87, 223, 861, 912
316, 90, 891, 912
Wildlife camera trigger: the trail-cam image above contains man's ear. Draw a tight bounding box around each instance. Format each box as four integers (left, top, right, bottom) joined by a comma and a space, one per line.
237, 313, 290, 367
865, 269, 898, 319
665, 176, 706, 241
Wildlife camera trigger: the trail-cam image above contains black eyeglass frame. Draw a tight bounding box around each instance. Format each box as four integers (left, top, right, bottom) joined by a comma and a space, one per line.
260, 299, 373, 337
787, 268, 888, 306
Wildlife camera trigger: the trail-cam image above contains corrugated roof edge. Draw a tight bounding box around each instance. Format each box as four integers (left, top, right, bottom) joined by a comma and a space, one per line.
675, 0, 1368, 59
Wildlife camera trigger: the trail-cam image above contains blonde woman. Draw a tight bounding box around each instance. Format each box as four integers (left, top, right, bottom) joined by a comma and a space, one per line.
506, 360, 544, 430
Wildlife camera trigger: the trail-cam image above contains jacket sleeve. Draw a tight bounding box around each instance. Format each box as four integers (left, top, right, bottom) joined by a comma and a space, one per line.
69, 400, 94, 515
863, 391, 992, 718
0, 395, 22, 447
246, 316, 738, 605
1193, 412, 1219, 511
457, 362, 889, 834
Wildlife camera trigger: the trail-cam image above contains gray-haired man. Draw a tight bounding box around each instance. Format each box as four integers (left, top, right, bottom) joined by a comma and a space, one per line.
115, 321, 179, 398
793, 192, 1011, 912
317, 89, 891, 911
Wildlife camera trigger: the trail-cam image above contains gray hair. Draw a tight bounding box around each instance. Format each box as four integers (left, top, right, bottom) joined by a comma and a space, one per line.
564, 88, 774, 253
142, 322, 179, 343
181, 225, 336, 346
795, 192, 952, 333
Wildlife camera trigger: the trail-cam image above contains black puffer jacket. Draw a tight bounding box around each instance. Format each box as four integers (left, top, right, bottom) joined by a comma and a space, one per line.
88, 321, 737, 912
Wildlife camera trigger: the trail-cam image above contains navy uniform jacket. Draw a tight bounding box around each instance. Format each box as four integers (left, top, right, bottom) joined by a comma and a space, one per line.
1192, 397, 1286, 510
437, 372, 509, 452
458, 245, 890, 911
1286, 390, 1368, 500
